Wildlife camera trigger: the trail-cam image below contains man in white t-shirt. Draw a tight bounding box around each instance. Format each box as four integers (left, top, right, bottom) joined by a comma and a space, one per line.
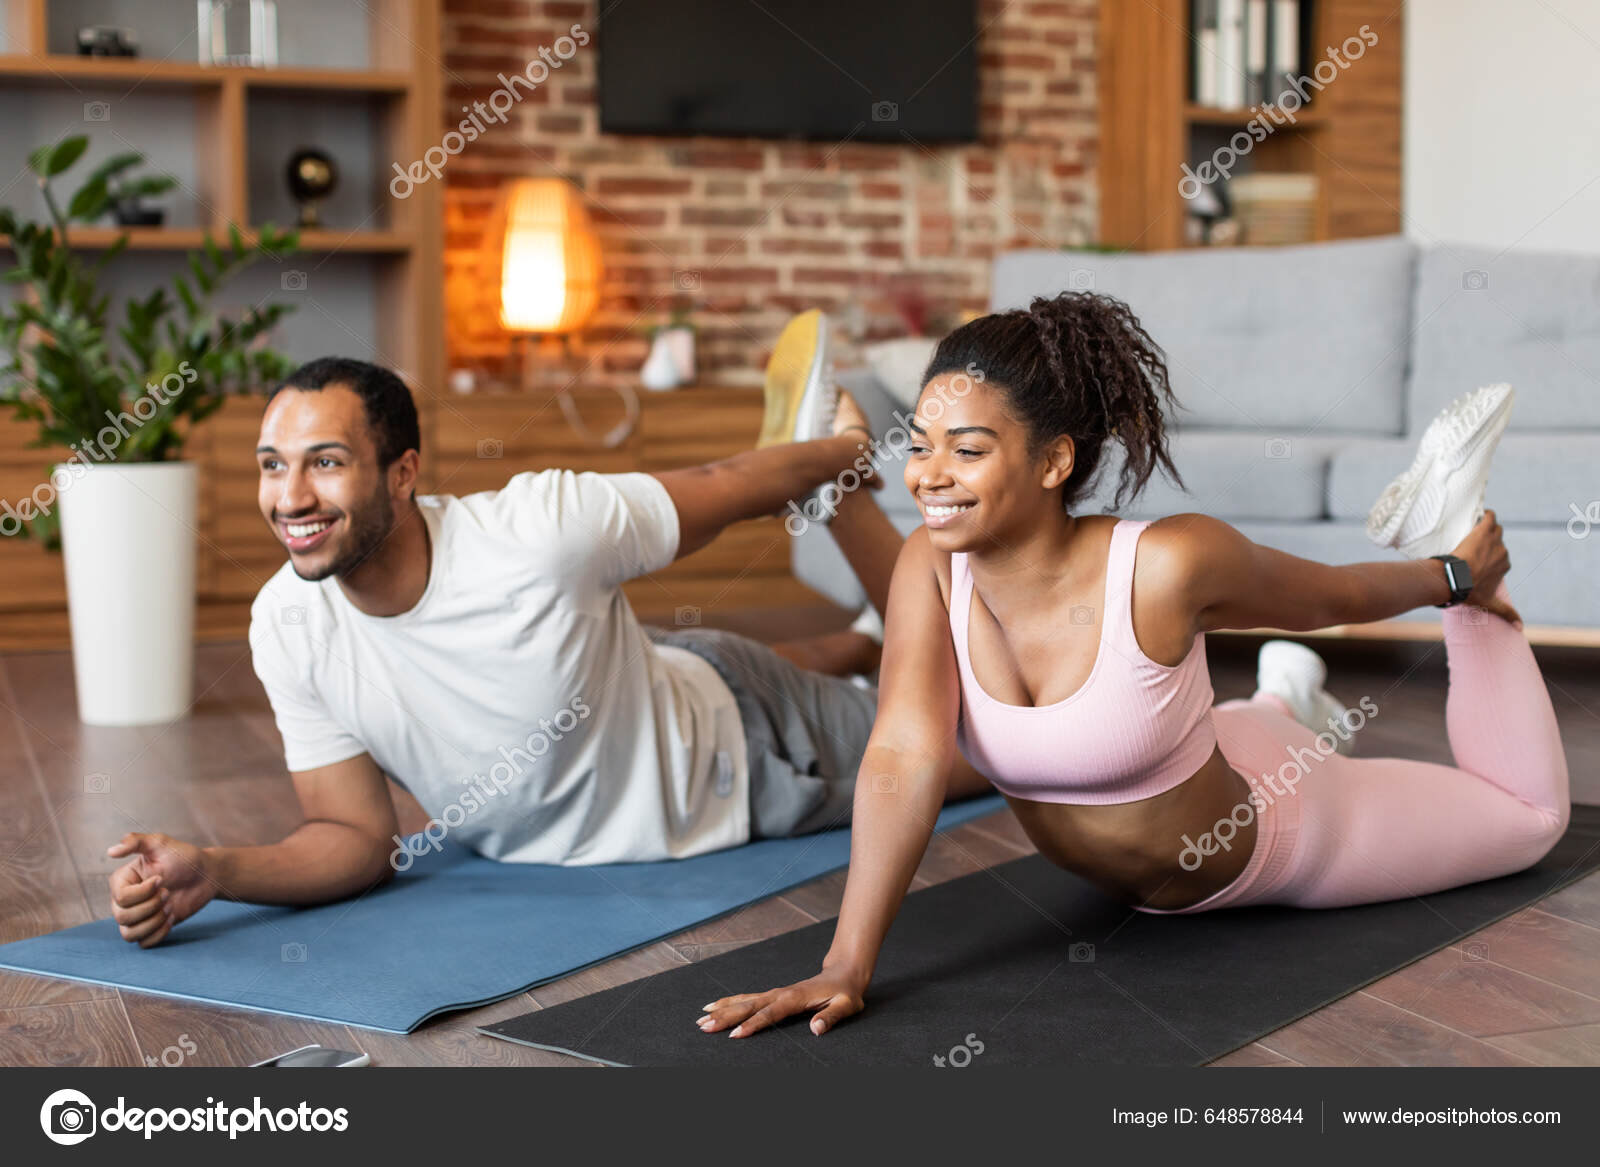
104, 315, 990, 947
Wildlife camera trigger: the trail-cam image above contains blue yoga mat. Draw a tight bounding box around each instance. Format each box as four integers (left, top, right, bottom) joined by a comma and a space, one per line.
0, 795, 1004, 1033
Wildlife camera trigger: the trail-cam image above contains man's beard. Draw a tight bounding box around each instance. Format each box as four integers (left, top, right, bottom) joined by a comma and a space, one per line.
290, 485, 395, 583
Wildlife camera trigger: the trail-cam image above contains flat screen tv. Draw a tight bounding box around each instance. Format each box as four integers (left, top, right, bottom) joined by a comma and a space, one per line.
597, 1, 978, 143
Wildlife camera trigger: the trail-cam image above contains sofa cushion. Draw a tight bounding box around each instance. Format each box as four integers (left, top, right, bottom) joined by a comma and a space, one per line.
989, 236, 1416, 434
860, 337, 939, 409
1411, 244, 1600, 432
1078, 431, 1347, 522
1326, 434, 1600, 526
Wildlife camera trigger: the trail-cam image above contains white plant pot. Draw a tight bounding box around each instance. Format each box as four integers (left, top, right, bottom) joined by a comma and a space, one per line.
56, 461, 198, 726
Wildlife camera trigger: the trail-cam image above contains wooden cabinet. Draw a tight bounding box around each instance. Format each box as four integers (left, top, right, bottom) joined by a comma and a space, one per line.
1098, 0, 1403, 250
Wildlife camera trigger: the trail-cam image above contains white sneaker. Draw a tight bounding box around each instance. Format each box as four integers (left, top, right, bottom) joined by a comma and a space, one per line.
757, 309, 837, 448
1256, 639, 1356, 755
1365, 383, 1515, 559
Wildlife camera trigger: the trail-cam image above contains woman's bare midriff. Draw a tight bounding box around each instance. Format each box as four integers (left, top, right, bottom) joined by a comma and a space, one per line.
1002, 746, 1258, 910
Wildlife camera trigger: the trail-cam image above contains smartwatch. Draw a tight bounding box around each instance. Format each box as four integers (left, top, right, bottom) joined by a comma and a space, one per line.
1429, 554, 1473, 607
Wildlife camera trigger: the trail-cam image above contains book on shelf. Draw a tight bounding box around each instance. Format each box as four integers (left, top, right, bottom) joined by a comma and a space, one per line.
1193, 0, 1219, 105
1193, 0, 1307, 110
1246, 0, 1269, 106
1272, 0, 1302, 96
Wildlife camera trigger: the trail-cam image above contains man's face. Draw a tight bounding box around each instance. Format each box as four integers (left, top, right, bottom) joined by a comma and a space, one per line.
256, 384, 397, 582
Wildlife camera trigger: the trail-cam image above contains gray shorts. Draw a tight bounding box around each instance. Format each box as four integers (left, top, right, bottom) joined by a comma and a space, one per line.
645, 625, 876, 838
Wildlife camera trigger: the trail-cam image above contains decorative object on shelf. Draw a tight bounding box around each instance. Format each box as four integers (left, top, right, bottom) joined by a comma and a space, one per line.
0, 136, 300, 725
286, 148, 338, 228
84, 154, 179, 228
109, 200, 165, 228
641, 304, 696, 391
1182, 177, 1225, 244
485, 177, 636, 445
197, 0, 278, 67
640, 333, 680, 390
77, 26, 139, 57
1207, 216, 1243, 246
1229, 172, 1318, 245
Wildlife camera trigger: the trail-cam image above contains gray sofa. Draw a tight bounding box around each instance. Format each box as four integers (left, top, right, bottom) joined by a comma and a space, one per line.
795, 235, 1600, 629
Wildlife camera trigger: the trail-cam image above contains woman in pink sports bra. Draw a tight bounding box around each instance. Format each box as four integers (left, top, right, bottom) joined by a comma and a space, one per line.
699, 291, 1569, 1042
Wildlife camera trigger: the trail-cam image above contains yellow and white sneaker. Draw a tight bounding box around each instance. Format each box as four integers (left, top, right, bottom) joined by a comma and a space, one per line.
757, 309, 837, 448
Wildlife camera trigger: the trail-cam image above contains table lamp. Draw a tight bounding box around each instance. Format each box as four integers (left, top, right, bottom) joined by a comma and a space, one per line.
487, 178, 634, 445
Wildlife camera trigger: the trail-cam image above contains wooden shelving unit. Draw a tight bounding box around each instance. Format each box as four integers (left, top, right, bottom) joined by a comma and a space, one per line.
1099, 0, 1402, 250
0, 55, 412, 92
0, 0, 444, 642
3, 226, 415, 251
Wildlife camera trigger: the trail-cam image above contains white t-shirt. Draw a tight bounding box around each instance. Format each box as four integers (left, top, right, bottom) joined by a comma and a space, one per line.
247, 470, 750, 865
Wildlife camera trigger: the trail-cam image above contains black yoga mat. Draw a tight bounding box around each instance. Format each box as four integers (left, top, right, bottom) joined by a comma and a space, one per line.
480, 804, 1600, 1066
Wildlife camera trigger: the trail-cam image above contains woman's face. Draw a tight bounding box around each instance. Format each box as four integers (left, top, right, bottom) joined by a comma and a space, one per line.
903, 373, 1070, 552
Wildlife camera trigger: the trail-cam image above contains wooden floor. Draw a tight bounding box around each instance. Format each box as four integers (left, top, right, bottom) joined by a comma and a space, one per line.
3, 614, 1599, 1069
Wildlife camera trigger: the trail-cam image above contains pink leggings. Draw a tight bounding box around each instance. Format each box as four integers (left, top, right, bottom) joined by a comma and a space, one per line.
1137, 587, 1572, 913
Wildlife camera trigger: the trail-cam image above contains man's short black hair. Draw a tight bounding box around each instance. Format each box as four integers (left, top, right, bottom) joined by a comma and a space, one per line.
268, 357, 421, 466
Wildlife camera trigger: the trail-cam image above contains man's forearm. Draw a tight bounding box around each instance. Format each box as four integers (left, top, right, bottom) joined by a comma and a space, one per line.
656, 433, 873, 557
715, 434, 868, 511
204, 821, 394, 906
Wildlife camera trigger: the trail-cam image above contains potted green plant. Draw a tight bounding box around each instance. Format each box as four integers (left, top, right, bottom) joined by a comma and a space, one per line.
0, 136, 299, 726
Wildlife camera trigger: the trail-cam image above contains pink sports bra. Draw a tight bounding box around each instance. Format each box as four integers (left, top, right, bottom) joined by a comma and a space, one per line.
950, 519, 1218, 805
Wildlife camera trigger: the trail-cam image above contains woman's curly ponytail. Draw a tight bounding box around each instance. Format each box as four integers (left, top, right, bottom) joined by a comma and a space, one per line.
923, 290, 1184, 512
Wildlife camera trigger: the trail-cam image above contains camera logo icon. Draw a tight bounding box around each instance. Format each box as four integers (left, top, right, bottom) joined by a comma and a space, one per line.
1068, 267, 1096, 291
83, 772, 110, 795
1264, 437, 1292, 460
476, 438, 503, 459
40, 1089, 97, 1145
1069, 941, 1095, 962
83, 101, 111, 122
280, 605, 306, 625
674, 605, 701, 626
281, 941, 308, 962
1069, 605, 1095, 626
673, 269, 701, 291
871, 100, 899, 122
281, 270, 308, 292
1462, 269, 1489, 291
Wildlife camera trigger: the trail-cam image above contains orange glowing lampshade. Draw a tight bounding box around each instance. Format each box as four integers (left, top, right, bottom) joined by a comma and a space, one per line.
489, 178, 602, 334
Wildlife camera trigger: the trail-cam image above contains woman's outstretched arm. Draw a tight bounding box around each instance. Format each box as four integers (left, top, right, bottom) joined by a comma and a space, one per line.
1148, 510, 1518, 635
697, 526, 963, 1039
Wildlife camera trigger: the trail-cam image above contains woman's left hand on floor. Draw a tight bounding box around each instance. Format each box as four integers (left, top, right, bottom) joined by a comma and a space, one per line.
696, 967, 867, 1039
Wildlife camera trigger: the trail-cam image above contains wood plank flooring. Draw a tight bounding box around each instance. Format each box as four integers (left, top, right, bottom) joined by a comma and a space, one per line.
2, 618, 1598, 1068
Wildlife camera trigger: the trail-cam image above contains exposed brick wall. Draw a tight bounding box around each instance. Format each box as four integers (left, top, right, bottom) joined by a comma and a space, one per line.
441, 0, 1098, 391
